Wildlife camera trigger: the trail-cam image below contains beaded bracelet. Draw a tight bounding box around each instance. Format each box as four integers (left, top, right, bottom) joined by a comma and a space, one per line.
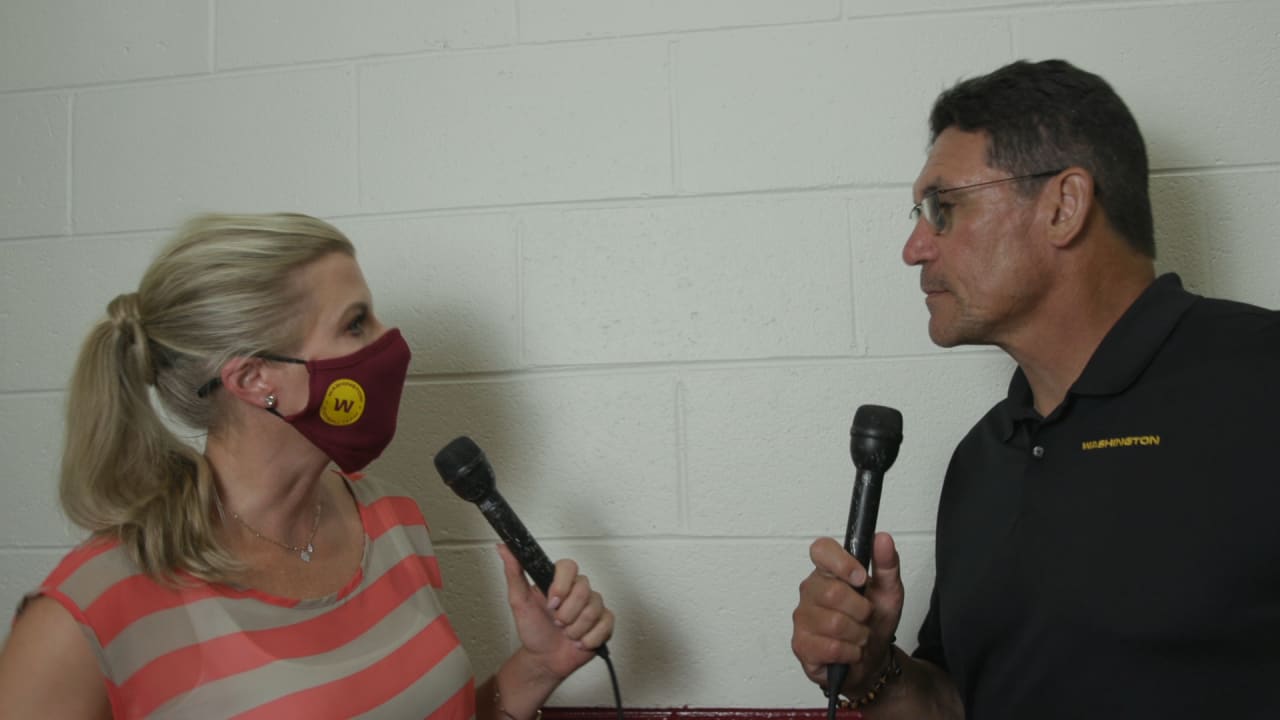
825, 649, 904, 710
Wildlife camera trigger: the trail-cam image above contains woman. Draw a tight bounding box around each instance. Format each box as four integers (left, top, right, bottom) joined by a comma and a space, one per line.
0, 213, 613, 719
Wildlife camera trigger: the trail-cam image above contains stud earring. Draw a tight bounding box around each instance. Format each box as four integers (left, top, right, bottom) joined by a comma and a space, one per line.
265, 394, 278, 410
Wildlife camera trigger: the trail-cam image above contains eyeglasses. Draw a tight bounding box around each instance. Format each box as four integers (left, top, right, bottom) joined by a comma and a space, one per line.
195, 352, 306, 398
909, 169, 1065, 234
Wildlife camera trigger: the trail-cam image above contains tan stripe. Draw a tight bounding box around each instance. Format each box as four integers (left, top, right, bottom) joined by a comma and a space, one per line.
147, 584, 452, 718
105, 522, 437, 681
56, 545, 142, 610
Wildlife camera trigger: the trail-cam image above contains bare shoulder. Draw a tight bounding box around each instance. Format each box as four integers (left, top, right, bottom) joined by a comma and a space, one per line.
0, 595, 111, 720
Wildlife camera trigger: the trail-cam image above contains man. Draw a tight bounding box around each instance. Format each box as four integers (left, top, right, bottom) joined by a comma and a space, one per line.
791, 59, 1280, 719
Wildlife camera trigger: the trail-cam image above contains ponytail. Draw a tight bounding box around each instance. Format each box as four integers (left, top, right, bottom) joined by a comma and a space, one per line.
61, 292, 236, 582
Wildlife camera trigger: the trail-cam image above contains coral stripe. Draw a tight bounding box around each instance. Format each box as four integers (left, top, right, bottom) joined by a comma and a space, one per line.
121, 553, 441, 718
362, 495, 430, 540
87, 576, 240, 646
229, 615, 464, 719
426, 677, 478, 720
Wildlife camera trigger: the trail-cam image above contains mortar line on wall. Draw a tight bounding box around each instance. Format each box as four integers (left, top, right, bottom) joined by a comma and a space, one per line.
391, 348, 1010, 387
7, 170, 1269, 245
25, 162, 1273, 242
844, 200, 860, 357
65, 92, 75, 235
667, 40, 682, 194
316, 161, 1278, 220
430, 530, 938, 549
1154, 163, 1280, 178
0, 71, 218, 98
0, 233, 82, 247
22, 158, 1275, 244
675, 379, 690, 532
352, 64, 363, 206
0, 225, 172, 247
362, 162, 1275, 215
515, 216, 527, 366
846, 0, 1206, 23
516, 14, 848, 47
319, 185, 918, 224
0, 388, 69, 400
10, 183, 895, 239
4, 343, 1000, 397
207, 0, 217, 72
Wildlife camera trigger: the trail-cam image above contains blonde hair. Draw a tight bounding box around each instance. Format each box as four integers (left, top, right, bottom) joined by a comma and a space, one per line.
60, 213, 355, 582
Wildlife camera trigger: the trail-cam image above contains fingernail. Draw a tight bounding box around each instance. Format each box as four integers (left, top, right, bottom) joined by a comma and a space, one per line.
850, 568, 867, 586
574, 641, 585, 650
548, 596, 562, 611
553, 619, 564, 628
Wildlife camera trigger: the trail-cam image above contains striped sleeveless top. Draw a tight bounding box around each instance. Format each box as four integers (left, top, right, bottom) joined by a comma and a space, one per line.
30, 474, 475, 719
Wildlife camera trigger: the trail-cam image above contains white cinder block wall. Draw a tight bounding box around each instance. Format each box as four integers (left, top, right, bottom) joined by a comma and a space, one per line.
2, 0, 1278, 708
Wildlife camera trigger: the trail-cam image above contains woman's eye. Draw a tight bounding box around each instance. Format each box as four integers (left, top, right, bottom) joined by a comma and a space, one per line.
347, 313, 366, 335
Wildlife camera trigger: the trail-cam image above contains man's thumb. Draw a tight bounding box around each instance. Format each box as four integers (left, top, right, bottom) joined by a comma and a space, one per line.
868, 532, 904, 614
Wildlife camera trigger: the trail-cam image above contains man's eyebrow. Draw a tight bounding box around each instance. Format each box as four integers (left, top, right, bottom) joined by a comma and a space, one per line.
916, 178, 944, 197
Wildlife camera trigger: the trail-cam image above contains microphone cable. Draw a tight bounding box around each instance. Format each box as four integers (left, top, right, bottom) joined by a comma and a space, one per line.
602, 649, 624, 720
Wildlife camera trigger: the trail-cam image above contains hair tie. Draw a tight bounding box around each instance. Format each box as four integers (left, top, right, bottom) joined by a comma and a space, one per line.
107, 292, 157, 384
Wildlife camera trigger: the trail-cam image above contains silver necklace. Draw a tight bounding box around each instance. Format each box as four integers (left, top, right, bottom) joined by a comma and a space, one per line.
217, 492, 322, 563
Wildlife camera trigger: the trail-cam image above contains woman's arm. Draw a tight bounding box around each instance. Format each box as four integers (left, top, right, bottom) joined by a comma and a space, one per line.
477, 545, 615, 720
0, 596, 111, 720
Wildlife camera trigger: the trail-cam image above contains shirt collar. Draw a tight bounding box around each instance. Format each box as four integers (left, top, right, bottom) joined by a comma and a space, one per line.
996, 273, 1197, 440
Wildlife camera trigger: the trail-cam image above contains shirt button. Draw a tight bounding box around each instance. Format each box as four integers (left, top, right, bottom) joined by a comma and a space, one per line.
1032, 445, 1045, 459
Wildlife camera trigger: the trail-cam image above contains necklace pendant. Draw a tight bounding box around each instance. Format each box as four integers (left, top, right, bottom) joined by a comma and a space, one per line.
300, 543, 314, 563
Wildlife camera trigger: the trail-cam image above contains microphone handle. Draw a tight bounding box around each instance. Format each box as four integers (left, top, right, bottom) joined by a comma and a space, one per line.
475, 489, 610, 659
827, 467, 884, 709
843, 467, 884, 581
478, 490, 557, 592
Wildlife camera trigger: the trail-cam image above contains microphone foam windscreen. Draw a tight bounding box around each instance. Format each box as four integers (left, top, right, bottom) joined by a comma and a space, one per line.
433, 436, 493, 501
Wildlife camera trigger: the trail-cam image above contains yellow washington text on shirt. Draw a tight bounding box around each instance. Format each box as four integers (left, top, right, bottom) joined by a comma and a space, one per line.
1081, 435, 1162, 451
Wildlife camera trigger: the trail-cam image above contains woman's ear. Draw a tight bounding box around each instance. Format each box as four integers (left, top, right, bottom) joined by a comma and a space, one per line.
1045, 167, 1096, 249
218, 357, 275, 410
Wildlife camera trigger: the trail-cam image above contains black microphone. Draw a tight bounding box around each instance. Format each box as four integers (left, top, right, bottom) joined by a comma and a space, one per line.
433, 435, 609, 659
826, 405, 903, 716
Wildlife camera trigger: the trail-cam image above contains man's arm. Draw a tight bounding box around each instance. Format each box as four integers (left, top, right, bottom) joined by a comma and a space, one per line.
791, 535, 962, 720
852, 646, 962, 720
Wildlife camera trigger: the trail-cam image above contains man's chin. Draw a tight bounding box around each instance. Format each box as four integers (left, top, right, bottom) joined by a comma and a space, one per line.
927, 318, 963, 348
929, 333, 963, 349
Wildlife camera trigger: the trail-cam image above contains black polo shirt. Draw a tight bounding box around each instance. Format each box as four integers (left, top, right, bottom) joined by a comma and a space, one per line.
914, 274, 1280, 719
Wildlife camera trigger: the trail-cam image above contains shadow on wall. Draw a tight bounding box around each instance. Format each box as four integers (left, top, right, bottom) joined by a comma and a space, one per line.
1149, 135, 1214, 295
366, 293, 688, 701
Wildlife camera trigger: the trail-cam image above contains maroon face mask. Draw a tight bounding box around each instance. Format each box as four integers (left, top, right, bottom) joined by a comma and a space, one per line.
273, 328, 412, 473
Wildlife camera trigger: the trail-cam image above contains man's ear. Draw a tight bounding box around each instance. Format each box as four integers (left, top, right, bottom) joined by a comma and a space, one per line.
218, 356, 275, 409
1044, 167, 1095, 249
